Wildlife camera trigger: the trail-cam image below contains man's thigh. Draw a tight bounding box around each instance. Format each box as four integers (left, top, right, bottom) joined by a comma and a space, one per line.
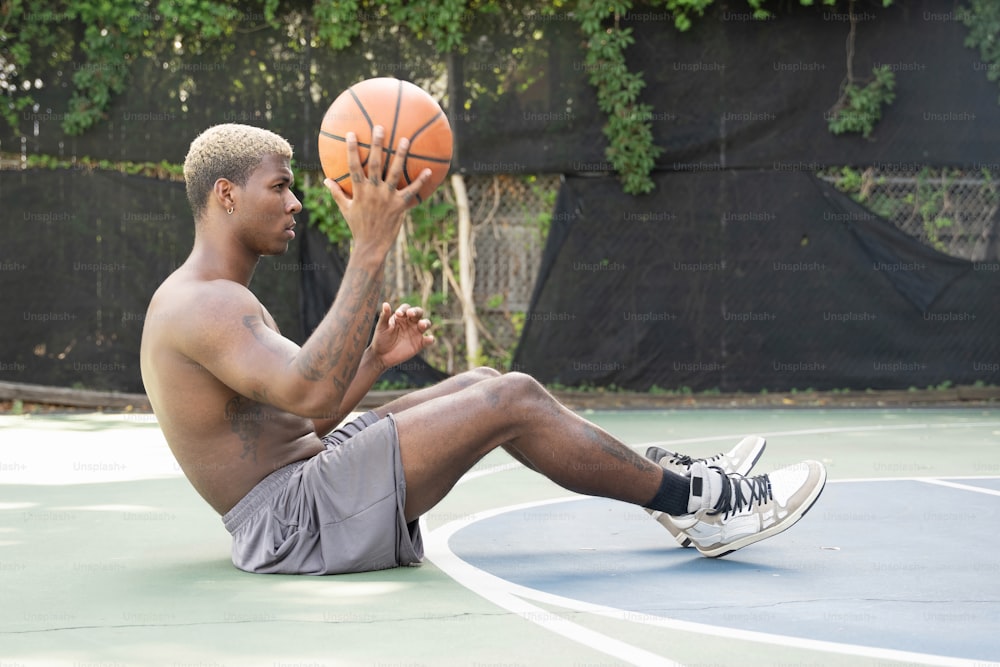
373, 367, 501, 418
391, 373, 533, 519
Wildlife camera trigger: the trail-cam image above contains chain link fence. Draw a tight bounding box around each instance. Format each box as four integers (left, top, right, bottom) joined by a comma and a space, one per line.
382, 174, 558, 373
818, 167, 1000, 262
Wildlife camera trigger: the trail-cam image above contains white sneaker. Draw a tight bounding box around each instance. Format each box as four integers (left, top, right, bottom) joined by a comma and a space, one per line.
645, 436, 766, 547
668, 459, 828, 558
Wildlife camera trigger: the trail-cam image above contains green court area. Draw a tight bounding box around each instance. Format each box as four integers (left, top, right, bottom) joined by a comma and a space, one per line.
2, 407, 998, 666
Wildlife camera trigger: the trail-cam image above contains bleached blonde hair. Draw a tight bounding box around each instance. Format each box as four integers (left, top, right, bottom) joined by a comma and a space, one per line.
183, 124, 293, 220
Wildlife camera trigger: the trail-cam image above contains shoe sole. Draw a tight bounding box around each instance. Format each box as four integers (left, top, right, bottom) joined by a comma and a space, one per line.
699, 461, 828, 558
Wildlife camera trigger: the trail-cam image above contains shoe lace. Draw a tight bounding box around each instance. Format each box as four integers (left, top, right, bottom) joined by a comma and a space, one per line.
709, 470, 772, 519
668, 451, 724, 468
667, 453, 695, 467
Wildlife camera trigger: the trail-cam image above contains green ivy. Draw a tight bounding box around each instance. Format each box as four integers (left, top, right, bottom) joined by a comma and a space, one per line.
299, 173, 353, 248
963, 0, 1000, 103
8, 151, 184, 179
4, 0, 921, 200
576, 0, 662, 195
1, 0, 242, 135
827, 65, 896, 139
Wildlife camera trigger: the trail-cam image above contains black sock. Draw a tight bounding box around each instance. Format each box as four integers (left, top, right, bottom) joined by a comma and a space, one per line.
643, 469, 689, 516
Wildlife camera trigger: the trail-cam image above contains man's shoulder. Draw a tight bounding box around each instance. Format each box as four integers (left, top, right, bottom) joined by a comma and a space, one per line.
148, 273, 261, 336
153, 272, 256, 309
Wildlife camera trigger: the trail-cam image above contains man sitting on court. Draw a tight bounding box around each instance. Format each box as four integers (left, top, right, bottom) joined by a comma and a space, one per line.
139, 123, 827, 574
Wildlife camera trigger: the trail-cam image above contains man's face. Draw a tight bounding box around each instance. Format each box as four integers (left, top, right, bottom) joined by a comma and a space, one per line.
232, 153, 301, 256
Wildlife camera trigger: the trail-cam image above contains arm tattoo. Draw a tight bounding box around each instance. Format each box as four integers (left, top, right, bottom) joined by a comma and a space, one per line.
243, 315, 286, 357
296, 263, 382, 388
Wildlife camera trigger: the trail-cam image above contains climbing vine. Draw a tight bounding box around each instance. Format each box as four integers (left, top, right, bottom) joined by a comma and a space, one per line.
0, 0, 241, 134
962, 0, 1000, 103
825, 0, 897, 139
3, 0, 918, 197
575, 0, 662, 194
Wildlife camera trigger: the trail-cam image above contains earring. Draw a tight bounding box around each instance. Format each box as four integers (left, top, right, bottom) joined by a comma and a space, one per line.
227, 206, 234, 215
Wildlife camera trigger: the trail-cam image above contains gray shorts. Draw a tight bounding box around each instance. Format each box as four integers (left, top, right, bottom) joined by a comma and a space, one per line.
222, 412, 423, 575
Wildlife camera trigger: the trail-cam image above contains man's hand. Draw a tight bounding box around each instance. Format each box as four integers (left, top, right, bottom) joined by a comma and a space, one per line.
369, 302, 435, 371
324, 127, 431, 256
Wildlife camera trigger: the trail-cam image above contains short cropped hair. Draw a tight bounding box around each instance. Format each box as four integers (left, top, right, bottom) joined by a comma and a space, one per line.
183, 124, 293, 220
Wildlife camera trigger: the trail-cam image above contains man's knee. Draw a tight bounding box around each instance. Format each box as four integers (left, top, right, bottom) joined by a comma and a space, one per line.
454, 369, 549, 411
495, 371, 549, 403
467, 366, 502, 381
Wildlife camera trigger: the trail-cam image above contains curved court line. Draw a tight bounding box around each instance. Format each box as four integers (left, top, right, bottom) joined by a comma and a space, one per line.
425, 490, 991, 667
422, 501, 683, 667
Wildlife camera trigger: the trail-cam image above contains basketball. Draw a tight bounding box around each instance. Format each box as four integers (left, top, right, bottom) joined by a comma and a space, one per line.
318, 77, 453, 203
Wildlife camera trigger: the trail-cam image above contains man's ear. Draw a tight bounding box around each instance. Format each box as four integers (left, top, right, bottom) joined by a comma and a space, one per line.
212, 177, 236, 212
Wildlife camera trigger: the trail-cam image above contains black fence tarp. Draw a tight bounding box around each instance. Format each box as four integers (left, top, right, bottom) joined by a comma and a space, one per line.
0, 168, 300, 392
454, 0, 1000, 174
0, 168, 445, 393
513, 171, 1000, 391
2, 0, 999, 393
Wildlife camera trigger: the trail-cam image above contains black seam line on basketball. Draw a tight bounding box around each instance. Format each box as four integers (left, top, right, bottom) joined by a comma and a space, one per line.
349, 88, 374, 130
320, 133, 384, 152
347, 86, 377, 177
408, 111, 444, 144
320, 131, 450, 164
401, 162, 424, 203
319, 130, 348, 141
403, 153, 452, 164
385, 80, 402, 182
334, 168, 422, 201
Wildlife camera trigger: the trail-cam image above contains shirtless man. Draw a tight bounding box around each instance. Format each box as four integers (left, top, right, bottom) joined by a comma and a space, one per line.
140, 123, 827, 575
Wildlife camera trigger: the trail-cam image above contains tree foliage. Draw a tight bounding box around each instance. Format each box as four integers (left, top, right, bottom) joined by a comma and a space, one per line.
3, 0, 913, 196
963, 0, 1000, 103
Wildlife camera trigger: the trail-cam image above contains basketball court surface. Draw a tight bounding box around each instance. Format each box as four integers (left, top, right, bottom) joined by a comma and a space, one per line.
2, 406, 998, 666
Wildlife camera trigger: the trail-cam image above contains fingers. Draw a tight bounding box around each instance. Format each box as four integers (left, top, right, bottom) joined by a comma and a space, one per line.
398, 168, 432, 207
323, 177, 347, 209
346, 131, 365, 187
367, 126, 386, 185
394, 303, 416, 316
335, 127, 430, 207
381, 136, 407, 189
387, 304, 432, 331
377, 134, 430, 206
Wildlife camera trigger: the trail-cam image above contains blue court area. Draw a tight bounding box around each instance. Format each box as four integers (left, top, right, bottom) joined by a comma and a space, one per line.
424, 407, 1000, 667
446, 480, 1000, 662
2, 406, 999, 666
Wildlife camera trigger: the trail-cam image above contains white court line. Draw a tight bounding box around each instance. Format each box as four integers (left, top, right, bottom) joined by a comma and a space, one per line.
424, 492, 991, 667
422, 501, 683, 667
632, 420, 1000, 451
428, 414, 1000, 665
830, 474, 1000, 484
917, 478, 1000, 497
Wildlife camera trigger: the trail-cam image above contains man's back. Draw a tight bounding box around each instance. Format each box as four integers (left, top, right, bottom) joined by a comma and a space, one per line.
140, 266, 323, 514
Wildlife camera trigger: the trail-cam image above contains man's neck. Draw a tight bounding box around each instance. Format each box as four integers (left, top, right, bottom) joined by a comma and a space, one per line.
187, 232, 260, 287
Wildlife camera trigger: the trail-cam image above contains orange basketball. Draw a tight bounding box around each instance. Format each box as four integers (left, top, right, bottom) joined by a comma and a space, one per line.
318, 77, 453, 203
